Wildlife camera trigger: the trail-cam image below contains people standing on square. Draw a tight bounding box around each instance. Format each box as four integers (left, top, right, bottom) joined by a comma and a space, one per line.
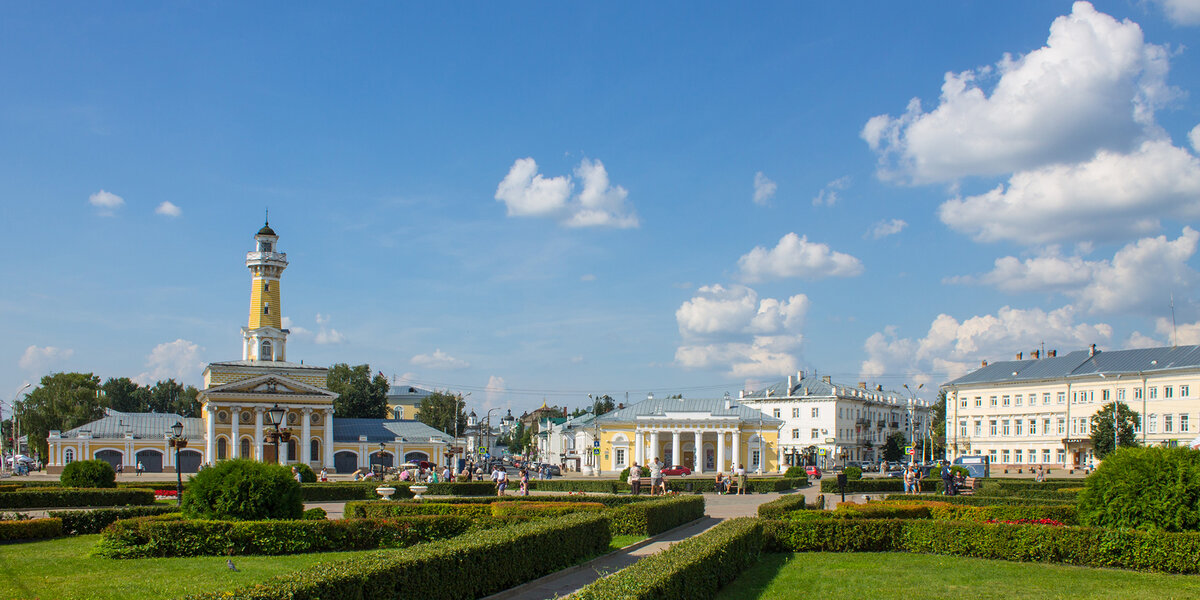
649, 457, 663, 496
628, 462, 642, 495
736, 463, 746, 495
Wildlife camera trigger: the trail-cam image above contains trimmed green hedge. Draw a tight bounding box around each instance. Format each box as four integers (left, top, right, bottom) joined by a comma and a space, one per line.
609, 495, 705, 536
573, 518, 762, 599
530, 480, 624, 493
187, 512, 612, 600
663, 477, 805, 494
94, 514, 477, 558
764, 518, 1200, 573
0, 488, 155, 509
817, 500, 1077, 525
0, 517, 63, 541
819, 478, 938, 494
881, 494, 1074, 507
344, 495, 651, 518
299, 481, 501, 502
48, 505, 179, 535
757, 494, 806, 519
978, 478, 1083, 491
491, 501, 607, 517
346, 502, 493, 519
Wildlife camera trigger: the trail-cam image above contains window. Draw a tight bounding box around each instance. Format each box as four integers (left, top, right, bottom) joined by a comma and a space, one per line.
1002, 450, 1011, 464
990, 396, 998, 407
959, 420, 967, 437
974, 420, 982, 436
839, 408, 844, 418
960, 398, 968, 408
1102, 389, 1110, 401
1071, 419, 1078, 435
616, 448, 625, 466
261, 241, 272, 252
263, 281, 270, 292
240, 438, 251, 458
1002, 420, 1011, 436
1118, 388, 1125, 401
792, 408, 799, 418
1057, 418, 1065, 434
64, 448, 75, 465
1002, 395, 1011, 407
1043, 418, 1051, 435
310, 439, 320, 462
1134, 388, 1144, 400
791, 428, 799, 439
752, 449, 761, 467
989, 449, 998, 462
217, 437, 227, 460
1080, 419, 1089, 435
1166, 386, 1174, 399
1150, 387, 1158, 400
1015, 449, 1023, 464
811, 428, 819, 439
812, 407, 819, 418
1150, 414, 1158, 433
1165, 414, 1174, 433
1056, 449, 1065, 464
1015, 420, 1023, 436
1043, 393, 1050, 405
989, 420, 997, 436
1057, 392, 1066, 404
1015, 394, 1023, 406
975, 396, 982, 407
1028, 419, 1037, 435
1182, 414, 1190, 432
773, 409, 781, 418
1182, 385, 1190, 397
263, 303, 270, 315
260, 340, 272, 360
1135, 415, 1143, 434
1043, 449, 1051, 463
393, 407, 403, 419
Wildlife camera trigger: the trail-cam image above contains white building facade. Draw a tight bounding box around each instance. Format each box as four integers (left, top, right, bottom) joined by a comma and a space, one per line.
943, 345, 1200, 470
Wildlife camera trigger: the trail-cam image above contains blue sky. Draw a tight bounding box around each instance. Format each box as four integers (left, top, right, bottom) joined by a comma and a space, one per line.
3, 1, 1200, 415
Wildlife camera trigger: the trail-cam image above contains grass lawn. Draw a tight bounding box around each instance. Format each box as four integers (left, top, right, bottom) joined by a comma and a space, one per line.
610, 534, 647, 551
0, 535, 386, 600
718, 553, 1200, 600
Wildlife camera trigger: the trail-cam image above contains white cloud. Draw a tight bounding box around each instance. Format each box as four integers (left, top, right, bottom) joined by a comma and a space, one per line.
753, 171, 777, 206
939, 140, 1200, 244
484, 375, 507, 409
18, 345, 74, 374
1153, 0, 1200, 25
675, 284, 809, 377
88, 190, 125, 216
1190, 124, 1200, 153
495, 157, 638, 228
737, 233, 864, 282
580, 274, 596, 282
281, 316, 311, 336
155, 201, 182, 217
868, 219, 908, 239
812, 176, 849, 206
410, 349, 470, 370
314, 313, 346, 345
863, 2, 1174, 183
860, 306, 1113, 385
957, 228, 1199, 315
135, 339, 204, 385
1126, 330, 1163, 349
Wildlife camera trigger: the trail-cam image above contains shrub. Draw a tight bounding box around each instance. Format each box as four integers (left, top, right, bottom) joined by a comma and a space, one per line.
844, 466, 862, 480
59, 460, 117, 488
881, 494, 1073, 507
49, 505, 178, 535
783, 466, 806, 478
757, 494, 806, 519
346, 502, 493, 519
181, 459, 302, 521
530, 480, 623, 493
0, 517, 63, 541
609, 495, 704, 536
573, 518, 762, 599
186, 512, 612, 599
302, 507, 327, 520
0, 488, 155, 509
301, 482, 387, 501
293, 464, 317, 483
1077, 446, 1200, 532
418, 481, 497, 496
820, 478, 937, 494
95, 514, 477, 558
490, 501, 606, 517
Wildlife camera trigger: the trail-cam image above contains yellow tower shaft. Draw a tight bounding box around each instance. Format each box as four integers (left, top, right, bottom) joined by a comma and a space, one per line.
248, 267, 282, 329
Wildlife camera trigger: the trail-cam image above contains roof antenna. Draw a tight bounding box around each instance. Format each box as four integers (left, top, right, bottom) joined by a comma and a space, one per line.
1171, 293, 1178, 348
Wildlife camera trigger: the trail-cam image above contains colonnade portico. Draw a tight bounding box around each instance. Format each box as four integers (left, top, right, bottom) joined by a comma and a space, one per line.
627, 425, 759, 474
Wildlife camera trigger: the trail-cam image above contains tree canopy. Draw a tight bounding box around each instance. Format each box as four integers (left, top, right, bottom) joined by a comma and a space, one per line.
417, 391, 467, 435
327, 364, 389, 419
1090, 401, 1141, 459
16, 372, 104, 459
100, 377, 201, 417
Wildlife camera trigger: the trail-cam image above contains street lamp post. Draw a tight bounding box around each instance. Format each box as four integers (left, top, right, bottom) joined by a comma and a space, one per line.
903, 384, 923, 466
264, 404, 291, 466
483, 408, 499, 465
4, 384, 31, 473
168, 421, 186, 507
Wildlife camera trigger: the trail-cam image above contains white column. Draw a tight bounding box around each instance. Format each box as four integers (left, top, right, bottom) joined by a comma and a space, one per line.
649, 431, 660, 463
205, 405, 215, 465
693, 430, 703, 473
324, 409, 335, 470
717, 431, 726, 473
230, 406, 241, 459
671, 430, 681, 467
395, 440, 404, 467
254, 408, 264, 461
777, 441, 784, 473
634, 430, 644, 465
732, 429, 741, 470
301, 407, 312, 465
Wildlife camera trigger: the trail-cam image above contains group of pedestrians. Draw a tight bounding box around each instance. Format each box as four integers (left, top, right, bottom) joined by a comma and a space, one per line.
713, 464, 747, 494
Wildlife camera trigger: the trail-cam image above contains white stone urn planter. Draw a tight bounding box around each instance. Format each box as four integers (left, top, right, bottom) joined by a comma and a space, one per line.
409, 485, 429, 500
376, 486, 397, 501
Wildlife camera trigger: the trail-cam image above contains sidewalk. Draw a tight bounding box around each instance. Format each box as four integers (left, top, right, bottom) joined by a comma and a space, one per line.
484, 491, 789, 600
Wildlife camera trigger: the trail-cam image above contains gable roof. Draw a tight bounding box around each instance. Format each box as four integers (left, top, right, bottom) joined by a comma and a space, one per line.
201, 373, 336, 398
332, 418, 453, 444
597, 397, 784, 426
59, 409, 205, 440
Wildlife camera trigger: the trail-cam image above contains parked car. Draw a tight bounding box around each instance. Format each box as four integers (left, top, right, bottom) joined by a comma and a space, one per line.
804, 465, 822, 479
538, 463, 562, 476
661, 465, 692, 476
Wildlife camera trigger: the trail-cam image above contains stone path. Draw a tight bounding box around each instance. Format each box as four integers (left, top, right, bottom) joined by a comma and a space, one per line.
484, 491, 792, 600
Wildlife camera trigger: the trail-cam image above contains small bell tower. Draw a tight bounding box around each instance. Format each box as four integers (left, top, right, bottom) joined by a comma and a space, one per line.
242, 217, 289, 362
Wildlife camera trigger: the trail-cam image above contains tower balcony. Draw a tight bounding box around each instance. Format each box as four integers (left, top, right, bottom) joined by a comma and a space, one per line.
246, 251, 288, 266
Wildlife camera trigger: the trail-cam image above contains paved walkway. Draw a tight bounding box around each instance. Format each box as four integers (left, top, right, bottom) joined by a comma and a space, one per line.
484, 491, 791, 600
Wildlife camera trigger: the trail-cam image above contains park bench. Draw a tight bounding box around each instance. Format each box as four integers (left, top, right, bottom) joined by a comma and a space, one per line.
957, 477, 976, 495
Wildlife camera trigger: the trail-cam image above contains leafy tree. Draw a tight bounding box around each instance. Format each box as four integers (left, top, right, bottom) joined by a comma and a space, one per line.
146, 379, 201, 417
883, 431, 907, 462
930, 389, 947, 459
101, 377, 149, 413
327, 364, 389, 418
1090, 401, 1141, 460
417, 391, 467, 435
182, 459, 302, 521
16, 372, 104, 459
1077, 446, 1200, 532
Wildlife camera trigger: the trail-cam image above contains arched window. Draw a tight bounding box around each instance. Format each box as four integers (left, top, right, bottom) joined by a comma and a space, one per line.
263, 303, 270, 315
310, 439, 320, 463
261, 341, 272, 361
286, 439, 297, 462
217, 437, 228, 460
64, 448, 75, 465
240, 438, 251, 459
393, 407, 403, 419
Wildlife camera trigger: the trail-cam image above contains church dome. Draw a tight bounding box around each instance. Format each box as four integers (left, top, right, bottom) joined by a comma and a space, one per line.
257, 223, 276, 236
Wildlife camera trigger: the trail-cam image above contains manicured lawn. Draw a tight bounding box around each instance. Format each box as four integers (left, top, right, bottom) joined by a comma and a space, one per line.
610, 534, 647, 550
0, 534, 385, 600
718, 553, 1200, 600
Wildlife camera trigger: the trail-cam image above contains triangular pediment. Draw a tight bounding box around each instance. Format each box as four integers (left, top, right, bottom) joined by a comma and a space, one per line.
202, 374, 336, 399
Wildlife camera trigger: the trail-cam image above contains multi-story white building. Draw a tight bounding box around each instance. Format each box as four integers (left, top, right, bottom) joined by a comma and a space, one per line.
740, 372, 932, 470
942, 344, 1200, 470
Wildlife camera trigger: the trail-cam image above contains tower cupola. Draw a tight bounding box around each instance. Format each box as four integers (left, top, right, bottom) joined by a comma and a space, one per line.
242, 218, 289, 362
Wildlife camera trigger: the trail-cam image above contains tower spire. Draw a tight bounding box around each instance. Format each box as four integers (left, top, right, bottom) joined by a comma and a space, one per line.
242, 220, 288, 362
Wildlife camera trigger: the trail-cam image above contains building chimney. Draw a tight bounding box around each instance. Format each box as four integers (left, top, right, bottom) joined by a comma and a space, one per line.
1032, 350, 1040, 359
1049, 350, 1056, 357
1089, 344, 1098, 357
797, 370, 804, 381
876, 384, 883, 391
822, 375, 831, 384
858, 381, 867, 389
787, 375, 795, 392
739, 390, 745, 399
981, 360, 988, 367
563, 407, 568, 418
1016, 352, 1023, 360
724, 398, 731, 410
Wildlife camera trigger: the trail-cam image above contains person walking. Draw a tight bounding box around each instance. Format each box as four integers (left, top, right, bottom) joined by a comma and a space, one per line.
649, 457, 663, 496
736, 464, 746, 495
903, 465, 914, 495
940, 461, 954, 496
136, 460, 144, 476
519, 468, 529, 496
628, 462, 642, 495
491, 465, 508, 496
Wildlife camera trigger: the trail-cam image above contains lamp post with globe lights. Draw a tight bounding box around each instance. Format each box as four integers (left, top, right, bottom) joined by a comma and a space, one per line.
167, 421, 186, 507
264, 404, 291, 465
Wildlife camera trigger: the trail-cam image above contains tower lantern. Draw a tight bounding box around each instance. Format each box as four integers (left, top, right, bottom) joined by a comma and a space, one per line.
242, 219, 289, 361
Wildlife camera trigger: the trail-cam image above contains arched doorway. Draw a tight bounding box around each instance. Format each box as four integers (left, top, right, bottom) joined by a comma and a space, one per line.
135, 449, 163, 473
370, 451, 393, 468
334, 451, 358, 473
94, 449, 123, 470
177, 450, 203, 473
